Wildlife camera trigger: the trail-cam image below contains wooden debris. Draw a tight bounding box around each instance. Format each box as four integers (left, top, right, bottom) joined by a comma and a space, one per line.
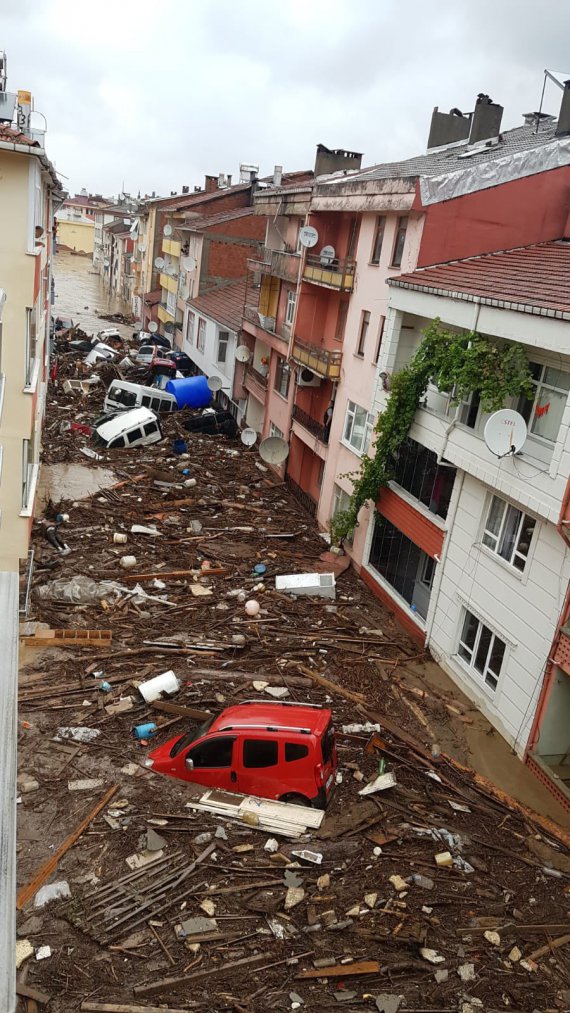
526, 933, 570, 962
296, 960, 381, 978
21, 628, 112, 648
81, 1004, 195, 1013
16, 983, 51, 1005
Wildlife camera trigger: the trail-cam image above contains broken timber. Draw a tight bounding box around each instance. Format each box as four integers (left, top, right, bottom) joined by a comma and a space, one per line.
296, 960, 381, 978
20, 629, 112, 648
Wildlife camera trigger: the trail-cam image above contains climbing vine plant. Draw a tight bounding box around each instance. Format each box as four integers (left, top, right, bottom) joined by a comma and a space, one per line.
330, 319, 534, 544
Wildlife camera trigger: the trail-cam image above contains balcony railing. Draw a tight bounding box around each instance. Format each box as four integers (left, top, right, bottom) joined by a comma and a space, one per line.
245, 364, 268, 389
247, 248, 301, 284
303, 254, 355, 292
286, 475, 317, 518
242, 303, 288, 341
291, 337, 342, 380
292, 405, 329, 444
243, 365, 268, 403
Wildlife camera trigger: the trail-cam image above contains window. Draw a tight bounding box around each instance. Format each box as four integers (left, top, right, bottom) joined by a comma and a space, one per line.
116, 388, 136, 407
22, 439, 33, 508
343, 400, 374, 454
197, 318, 206, 352
321, 722, 335, 763
370, 216, 386, 265
217, 330, 229, 364
517, 362, 570, 444
143, 421, 159, 437
285, 743, 309, 762
332, 484, 354, 542
189, 736, 235, 768
369, 513, 435, 620
274, 357, 290, 398
458, 610, 505, 692
356, 311, 370, 357
335, 300, 349, 342
126, 427, 143, 444
373, 316, 385, 365
482, 495, 536, 572
285, 290, 296, 327
25, 307, 37, 386
186, 311, 195, 346
243, 739, 278, 768
270, 422, 284, 438
391, 216, 408, 267
392, 438, 456, 520
166, 290, 177, 317
108, 437, 125, 449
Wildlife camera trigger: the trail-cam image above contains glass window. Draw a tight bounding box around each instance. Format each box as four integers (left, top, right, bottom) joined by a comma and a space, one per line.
217, 330, 229, 364
391, 437, 456, 520
243, 739, 278, 768
126, 427, 143, 444
368, 512, 435, 620
197, 318, 206, 352
285, 742, 309, 762
143, 421, 158, 437
108, 437, 124, 449
391, 217, 408, 268
343, 400, 374, 455
274, 357, 290, 398
335, 300, 349, 342
373, 317, 385, 365
370, 216, 386, 264
458, 609, 505, 691
356, 311, 370, 357
285, 290, 296, 327
269, 422, 284, 438
186, 311, 195, 346
189, 736, 235, 768
482, 495, 536, 571
517, 362, 570, 444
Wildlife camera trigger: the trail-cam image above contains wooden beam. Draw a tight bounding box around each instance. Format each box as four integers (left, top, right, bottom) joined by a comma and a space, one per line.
295, 664, 366, 705
151, 700, 212, 721
526, 932, 570, 962
296, 960, 380, 979
120, 568, 226, 583
81, 1003, 193, 1013
16, 983, 51, 1005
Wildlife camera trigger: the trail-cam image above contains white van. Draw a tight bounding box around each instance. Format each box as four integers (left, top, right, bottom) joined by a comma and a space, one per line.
104, 380, 178, 414
93, 408, 163, 449
97, 328, 122, 342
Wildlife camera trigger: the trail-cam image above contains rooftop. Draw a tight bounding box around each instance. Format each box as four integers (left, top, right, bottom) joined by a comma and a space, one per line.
0, 124, 39, 147
390, 240, 570, 319
188, 277, 248, 333
178, 206, 255, 232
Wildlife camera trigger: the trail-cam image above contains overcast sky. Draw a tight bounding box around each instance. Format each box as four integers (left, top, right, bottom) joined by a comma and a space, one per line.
2, 0, 569, 198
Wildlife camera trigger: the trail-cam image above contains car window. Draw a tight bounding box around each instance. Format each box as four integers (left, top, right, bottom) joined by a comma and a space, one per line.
170, 717, 214, 757
108, 436, 124, 449
126, 427, 143, 444
189, 736, 235, 768
122, 391, 137, 407
143, 421, 158, 437
285, 742, 309, 762
243, 739, 278, 768
321, 721, 335, 763
150, 398, 161, 410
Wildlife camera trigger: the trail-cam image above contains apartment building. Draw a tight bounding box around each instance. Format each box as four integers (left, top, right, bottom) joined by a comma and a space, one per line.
56, 191, 108, 255
93, 197, 137, 272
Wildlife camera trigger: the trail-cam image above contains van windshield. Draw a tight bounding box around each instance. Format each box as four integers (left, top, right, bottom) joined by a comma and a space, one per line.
169, 716, 215, 757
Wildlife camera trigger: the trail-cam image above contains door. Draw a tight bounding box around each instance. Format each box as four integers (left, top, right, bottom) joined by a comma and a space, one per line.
237, 737, 280, 800
183, 735, 237, 790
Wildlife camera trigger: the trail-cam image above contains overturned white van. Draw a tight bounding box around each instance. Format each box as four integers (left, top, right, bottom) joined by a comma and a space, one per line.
92, 407, 163, 449
104, 380, 178, 414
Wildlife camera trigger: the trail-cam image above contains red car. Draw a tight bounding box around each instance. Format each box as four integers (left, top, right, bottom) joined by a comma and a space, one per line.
145, 700, 337, 808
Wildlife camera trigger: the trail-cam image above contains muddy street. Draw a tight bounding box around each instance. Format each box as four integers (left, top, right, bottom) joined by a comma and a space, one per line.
53, 251, 133, 340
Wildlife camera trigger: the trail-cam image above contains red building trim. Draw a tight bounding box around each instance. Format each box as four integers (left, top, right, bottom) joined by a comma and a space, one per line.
376, 488, 445, 559
359, 565, 426, 647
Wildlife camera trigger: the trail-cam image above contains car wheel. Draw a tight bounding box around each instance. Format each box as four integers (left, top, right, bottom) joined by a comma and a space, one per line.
280, 793, 312, 807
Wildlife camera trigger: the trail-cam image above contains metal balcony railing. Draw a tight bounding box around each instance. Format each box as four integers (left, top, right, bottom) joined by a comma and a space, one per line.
285, 475, 317, 518
303, 253, 356, 292
291, 337, 342, 380
247, 248, 301, 284
243, 303, 280, 336
245, 364, 268, 389
292, 405, 329, 444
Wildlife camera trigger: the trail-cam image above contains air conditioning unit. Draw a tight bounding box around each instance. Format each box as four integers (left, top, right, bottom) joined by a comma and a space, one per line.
297, 368, 321, 388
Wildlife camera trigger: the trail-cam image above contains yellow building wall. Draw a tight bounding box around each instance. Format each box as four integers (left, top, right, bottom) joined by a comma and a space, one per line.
57, 218, 94, 255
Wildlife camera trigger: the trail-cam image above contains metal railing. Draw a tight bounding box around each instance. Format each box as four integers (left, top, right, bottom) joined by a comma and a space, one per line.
303, 253, 356, 291
291, 337, 342, 380
243, 304, 278, 334
285, 475, 317, 518
292, 405, 329, 444
247, 248, 301, 284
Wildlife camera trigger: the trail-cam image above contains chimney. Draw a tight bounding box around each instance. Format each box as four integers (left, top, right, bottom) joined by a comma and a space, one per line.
427, 107, 471, 150
182, 185, 189, 194
204, 175, 218, 193
314, 144, 363, 177
468, 94, 503, 145
273, 164, 283, 186
227, 174, 232, 187
556, 80, 570, 137
194, 186, 201, 193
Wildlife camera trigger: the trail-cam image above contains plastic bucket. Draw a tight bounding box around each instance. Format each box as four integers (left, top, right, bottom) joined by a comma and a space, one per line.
132, 722, 157, 740
138, 669, 181, 703
166, 376, 212, 409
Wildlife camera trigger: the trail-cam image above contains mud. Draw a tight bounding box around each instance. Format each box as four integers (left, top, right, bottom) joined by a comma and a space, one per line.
53, 250, 133, 340
38, 463, 117, 507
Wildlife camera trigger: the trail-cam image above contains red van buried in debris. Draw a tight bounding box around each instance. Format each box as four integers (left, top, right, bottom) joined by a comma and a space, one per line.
145, 700, 337, 808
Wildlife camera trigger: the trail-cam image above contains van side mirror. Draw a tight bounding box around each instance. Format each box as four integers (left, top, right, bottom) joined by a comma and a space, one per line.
185, 757, 194, 770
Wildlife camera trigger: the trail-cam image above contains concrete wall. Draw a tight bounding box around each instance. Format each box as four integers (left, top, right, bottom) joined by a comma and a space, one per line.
56, 218, 94, 255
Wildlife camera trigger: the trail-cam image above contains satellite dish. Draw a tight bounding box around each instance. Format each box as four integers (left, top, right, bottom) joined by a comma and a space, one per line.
235, 345, 251, 363
164, 224, 173, 237
181, 255, 197, 272
320, 245, 335, 266
154, 256, 165, 270
299, 226, 319, 248
138, 243, 146, 252
207, 375, 223, 392
259, 436, 289, 465
484, 409, 527, 458
241, 428, 257, 447
148, 321, 158, 333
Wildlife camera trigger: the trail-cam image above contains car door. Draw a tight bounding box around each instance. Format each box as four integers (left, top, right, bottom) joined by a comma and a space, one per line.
237, 737, 280, 800
184, 735, 237, 791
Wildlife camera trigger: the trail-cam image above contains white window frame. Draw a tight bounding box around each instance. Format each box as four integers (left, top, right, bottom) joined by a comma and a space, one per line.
269, 422, 284, 438
285, 290, 296, 327
186, 311, 195, 346
518, 361, 570, 446
24, 307, 38, 391
196, 318, 206, 353
217, 330, 230, 365
274, 357, 290, 399
481, 495, 536, 573
457, 609, 506, 693
342, 399, 374, 456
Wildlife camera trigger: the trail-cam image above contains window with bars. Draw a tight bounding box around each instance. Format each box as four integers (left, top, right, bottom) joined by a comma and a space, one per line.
356, 310, 370, 357
392, 437, 456, 520
482, 495, 536, 572
457, 609, 505, 692
343, 400, 374, 455
197, 318, 206, 352
391, 216, 408, 268
370, 216, 386, 264
274, 357, 290, 398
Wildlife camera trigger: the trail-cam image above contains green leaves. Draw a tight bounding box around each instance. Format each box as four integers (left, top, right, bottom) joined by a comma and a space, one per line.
330, 320, 533, 544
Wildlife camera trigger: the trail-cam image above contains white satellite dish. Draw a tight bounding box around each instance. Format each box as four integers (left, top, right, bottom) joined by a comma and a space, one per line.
484, 409, 527, 458
207, 375, 223, 392
154, 256, 165, 270
299, 225, 319, 249
241, 428, 257, 447
181, 255, 197, 272
320, 245, 335, 266
164, 224, 173, 237
235, 345, 251, 363
259, 436, 289, 465
148, 321, 158, 334
138, 243, 146, 252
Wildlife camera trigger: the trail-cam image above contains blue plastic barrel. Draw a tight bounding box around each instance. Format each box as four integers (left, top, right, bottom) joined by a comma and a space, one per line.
166, 376, 212, 409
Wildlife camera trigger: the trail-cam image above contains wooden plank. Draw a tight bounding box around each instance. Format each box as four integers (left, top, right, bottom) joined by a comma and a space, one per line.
16, 784, 119, 909
120, 568, 227, 583
295, 664, 366, 705
81, 1003, 192, 1012
296, 960, 381, 979
526, 932, 570, 962
134, 953, 267, 996
16, 983, 51, 1005
151, 700, 212, 721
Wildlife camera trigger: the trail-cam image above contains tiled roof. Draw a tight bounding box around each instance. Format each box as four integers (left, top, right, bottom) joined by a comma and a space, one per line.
144, 289, 161, 305
0, 125, 40, 147
180, 207, 255, 232
390, 240, 570, 319
188, 277, 247, 333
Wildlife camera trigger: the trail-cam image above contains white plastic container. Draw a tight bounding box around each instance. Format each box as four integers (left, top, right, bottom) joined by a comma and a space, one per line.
119, 555, 137, 569
138, 669, 181, 703
275, 572, 336, 599
113, 533, 127, 544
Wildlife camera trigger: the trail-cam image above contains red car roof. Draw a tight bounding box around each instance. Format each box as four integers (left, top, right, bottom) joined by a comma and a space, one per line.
210, 701, 331, 736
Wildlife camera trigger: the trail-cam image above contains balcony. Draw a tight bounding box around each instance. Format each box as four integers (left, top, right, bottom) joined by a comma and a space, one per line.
292, 405, 329, 444
285, 475, 317, 518
162, 238, 181, 257
247, 248, 301, 284
291, 337, 342, 380
554, 625, 570, 676
244, 303, 276, 333
160, 272, 177, 294
303, 254, 355, 292
158, 302, 175, 324
243, 365, 268, 405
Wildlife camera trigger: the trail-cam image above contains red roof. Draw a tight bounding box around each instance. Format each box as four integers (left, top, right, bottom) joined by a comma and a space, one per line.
188, 277, 247, 332
180, 207, 255, 233
144, 289, 161, 306
391, 241, 570, 319
0, 125, 40, 147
